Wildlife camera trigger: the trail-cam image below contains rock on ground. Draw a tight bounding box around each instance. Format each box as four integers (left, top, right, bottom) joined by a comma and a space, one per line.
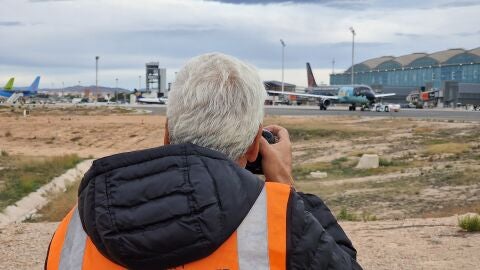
356, 154, 379, 169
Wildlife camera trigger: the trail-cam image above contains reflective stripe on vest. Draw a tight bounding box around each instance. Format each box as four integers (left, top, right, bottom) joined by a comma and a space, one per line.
46, 182, 290, 270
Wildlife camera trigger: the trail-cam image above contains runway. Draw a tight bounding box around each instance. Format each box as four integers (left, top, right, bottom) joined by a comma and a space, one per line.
131, 105, 480, 121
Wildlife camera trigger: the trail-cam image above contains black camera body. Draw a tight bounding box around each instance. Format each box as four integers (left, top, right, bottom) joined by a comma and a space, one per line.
245, 130, 278, 174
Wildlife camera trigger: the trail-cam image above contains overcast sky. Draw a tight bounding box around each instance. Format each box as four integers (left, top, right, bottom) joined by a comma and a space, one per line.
1, 0, 479, 89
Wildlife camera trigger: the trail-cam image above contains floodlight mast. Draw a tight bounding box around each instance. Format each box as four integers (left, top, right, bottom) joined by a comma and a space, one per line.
280, 39, 286, 92
95, 56, 99, 93
349, 27, 356, 86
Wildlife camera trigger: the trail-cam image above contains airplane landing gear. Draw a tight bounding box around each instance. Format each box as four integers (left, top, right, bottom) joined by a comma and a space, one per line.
319, 104, 327, 110
348, 105, 356, 111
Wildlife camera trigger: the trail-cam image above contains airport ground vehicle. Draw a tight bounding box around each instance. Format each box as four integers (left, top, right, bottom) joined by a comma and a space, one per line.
372, 103, 400, 112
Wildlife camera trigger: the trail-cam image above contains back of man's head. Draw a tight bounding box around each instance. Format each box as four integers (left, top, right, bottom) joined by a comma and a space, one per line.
167, 53, 267, 160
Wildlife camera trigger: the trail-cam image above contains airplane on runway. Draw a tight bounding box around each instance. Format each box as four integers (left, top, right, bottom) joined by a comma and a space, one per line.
1, 78, 15, 90
268, 63, 395, 111
0, 76, 41, 102
137, 96, 168, 105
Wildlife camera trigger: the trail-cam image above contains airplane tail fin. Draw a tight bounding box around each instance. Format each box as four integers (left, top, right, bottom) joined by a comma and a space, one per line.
28, 76, 40, 92
4, 77, 14, 90
306, 63, 318, 88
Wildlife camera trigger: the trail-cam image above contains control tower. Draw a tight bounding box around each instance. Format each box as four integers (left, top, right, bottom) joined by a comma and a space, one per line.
145, 62, 167, 97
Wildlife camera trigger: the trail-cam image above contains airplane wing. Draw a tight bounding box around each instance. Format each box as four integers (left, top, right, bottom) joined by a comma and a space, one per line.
267, 90, 339, 100
374, 93, 396, 98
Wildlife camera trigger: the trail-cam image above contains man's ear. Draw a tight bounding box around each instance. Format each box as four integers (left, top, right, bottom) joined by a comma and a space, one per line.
164, 120, 170, 145
245, 126, 263, 163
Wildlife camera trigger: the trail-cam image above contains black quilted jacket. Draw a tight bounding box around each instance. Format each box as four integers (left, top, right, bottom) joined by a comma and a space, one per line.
76, 143, 362, 269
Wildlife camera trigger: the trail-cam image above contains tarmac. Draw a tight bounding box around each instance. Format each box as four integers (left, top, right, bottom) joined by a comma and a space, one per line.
128, 104, 480, 121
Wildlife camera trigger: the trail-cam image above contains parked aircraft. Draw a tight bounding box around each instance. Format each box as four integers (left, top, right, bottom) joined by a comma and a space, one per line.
268, 63, 395, 110
0, 76, 41, 98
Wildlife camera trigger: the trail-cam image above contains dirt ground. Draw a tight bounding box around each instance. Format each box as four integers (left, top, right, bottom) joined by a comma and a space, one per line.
0, 107, 166, 158
1, 215, 478, 270
1, 106, 479, 269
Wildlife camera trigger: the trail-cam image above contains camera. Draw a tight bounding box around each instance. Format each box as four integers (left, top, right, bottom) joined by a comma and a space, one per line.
245, 129, 278, 174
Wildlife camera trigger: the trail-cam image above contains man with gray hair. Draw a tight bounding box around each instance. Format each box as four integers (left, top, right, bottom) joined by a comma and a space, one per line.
45, 53, 362, 270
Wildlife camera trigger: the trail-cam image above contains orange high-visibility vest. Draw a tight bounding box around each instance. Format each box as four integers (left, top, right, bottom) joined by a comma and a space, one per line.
46, 182, 290, 270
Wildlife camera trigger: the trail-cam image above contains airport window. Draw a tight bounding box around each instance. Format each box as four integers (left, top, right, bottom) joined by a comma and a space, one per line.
445, 53, 480, 65
408, 57, 438, 68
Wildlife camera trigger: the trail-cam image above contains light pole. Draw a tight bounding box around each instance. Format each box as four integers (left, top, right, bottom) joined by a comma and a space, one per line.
332, 58, 335, 74
349, 27, 356, 86
95, 56, 99, 93
138, 75, 142, 90
280, 39, 286, 92
115, 78, 119, 103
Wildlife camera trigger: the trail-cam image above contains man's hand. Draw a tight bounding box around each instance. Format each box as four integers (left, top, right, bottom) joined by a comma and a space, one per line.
259, 125, 294, 186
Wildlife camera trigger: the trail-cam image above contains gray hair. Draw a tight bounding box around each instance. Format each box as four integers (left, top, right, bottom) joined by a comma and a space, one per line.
167, 53, 267, 160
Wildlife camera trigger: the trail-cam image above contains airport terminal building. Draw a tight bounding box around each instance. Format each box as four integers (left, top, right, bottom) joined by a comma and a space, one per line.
330, 48, 480, 106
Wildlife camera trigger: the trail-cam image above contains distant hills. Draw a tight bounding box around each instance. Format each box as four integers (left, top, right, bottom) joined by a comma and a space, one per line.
39, 85, 132, 94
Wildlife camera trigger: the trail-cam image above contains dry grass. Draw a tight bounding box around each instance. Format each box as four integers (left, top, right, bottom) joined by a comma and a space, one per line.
293, 156, 410, 181
425, 143, 470, 154
0, 105, 138, 117
0, 154, 82, 210
32, 179, 80, 222
264, 116, 375, 141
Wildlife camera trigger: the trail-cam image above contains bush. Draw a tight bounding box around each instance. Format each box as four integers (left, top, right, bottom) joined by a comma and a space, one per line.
0, 150, 8, 157
458, 215, 480, 232
337, 207, 358, 221
379, 158, 393, 167
331, 157, 348, 166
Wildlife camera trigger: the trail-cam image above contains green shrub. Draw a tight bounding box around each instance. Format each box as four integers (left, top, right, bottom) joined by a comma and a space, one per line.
337, 207, 358, 221
458, 215, 480, 232
331, 157, 348, 166
379, 158, 393, 167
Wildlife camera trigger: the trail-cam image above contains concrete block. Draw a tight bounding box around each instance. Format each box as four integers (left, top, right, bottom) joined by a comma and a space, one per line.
309, 171, 328, 178
356, 154, 379, 169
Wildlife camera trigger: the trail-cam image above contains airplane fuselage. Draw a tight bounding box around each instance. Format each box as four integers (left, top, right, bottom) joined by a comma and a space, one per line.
0, 89, 36, 98
336, 86, 376, 106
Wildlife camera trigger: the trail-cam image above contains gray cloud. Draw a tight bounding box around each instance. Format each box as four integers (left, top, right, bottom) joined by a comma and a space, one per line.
1, 0, 479, 88
394, 32, 421, 38
29, 0, 72, 2
455, 30, 480, 37
206, 0, 371, 10
323, 0, 370, 10
439, 1, 480, 8
0, 21, 23, 26
207, 0, 331, 4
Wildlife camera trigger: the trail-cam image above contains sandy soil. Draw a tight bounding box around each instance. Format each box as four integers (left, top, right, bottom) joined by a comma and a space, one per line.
0, 216, 478, 270
0, 114, 166, 158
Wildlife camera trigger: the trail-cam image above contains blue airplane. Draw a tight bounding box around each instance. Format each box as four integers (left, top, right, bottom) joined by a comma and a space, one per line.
0, 76, 41, 99
268, 63, 395, 111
